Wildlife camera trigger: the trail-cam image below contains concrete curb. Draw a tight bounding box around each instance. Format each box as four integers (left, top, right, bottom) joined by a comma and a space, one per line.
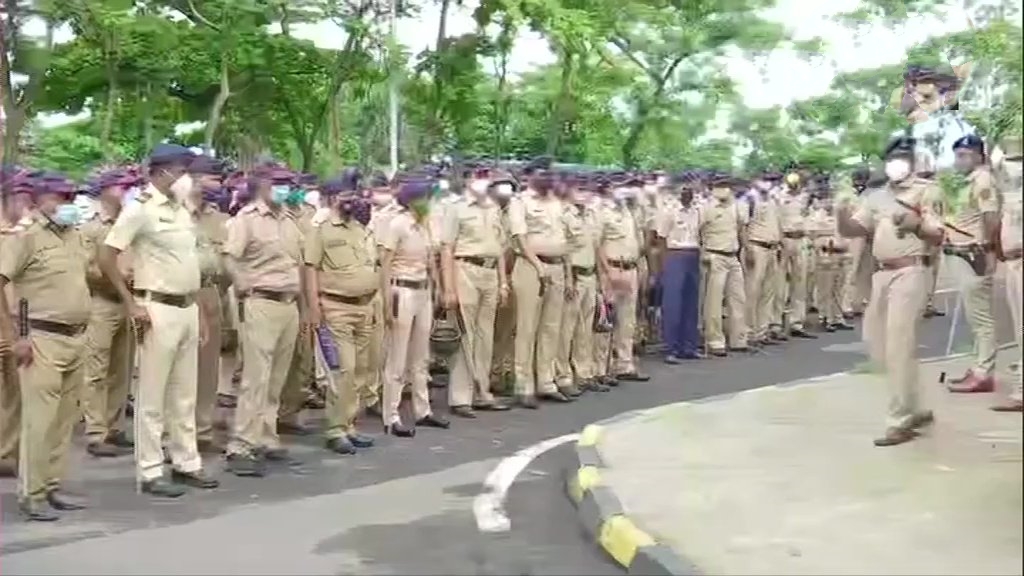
564, 424, 700, 575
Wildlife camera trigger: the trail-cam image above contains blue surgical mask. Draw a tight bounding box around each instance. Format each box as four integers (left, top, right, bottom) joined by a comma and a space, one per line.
271, 185, 291, 205
53, 203, 81, 227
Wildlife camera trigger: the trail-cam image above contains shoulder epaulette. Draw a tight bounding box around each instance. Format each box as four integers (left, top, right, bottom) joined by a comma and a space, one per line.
136, 191, 151, 203
239, 204, 257, 215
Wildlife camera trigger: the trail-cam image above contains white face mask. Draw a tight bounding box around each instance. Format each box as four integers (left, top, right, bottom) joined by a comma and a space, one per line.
304, 190, 321, 208
493, 183, 513, 198
170, 173, 194, 201
371, 192, 392, 206
469, 179, 489, 195
884, 159, 912, 182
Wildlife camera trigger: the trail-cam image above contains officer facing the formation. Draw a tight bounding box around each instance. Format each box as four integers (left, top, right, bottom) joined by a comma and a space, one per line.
440, 171, 512, 417
223, 164, 305, 477
837, 136, 945, 447
101, 144, 218, 497
656, 173, 703, 361
945, 135, 1001, 394
80, 169, 138, 459
304, 173, 379, 454
0, 172, 92, 521
700, 173, 749, 355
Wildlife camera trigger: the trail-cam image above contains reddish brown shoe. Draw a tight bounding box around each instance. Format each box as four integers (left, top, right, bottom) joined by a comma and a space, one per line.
947, 373, 995, 394
990, 400, 1023, 413
873, 427, 919, 447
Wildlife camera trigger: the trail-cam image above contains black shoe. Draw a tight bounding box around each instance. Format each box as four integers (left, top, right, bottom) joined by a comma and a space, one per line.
87, 441, 125, 458
46, 490, 86, 511
616, 372, 650, 382
561, 385, 583, 398
416, 414, 451, 429
824, 324, 837, 333
141, 477, 188, 498
261, 447, 290, 462
451, 405, 477, 419
515, 395, 539, 409
364, 402, 383, 418
196, 439, 223, 455
171, 469, 219, 489
107, 430, 134, 448
20, 500, 59, 521
225, 453, 266, 477
325, 437, 356, 455
473, 399, 512, 411
384, 421, 416, 437
216, 393, 237, 409
347, 433, 374, 448
539, 390, 572, 403
276, 421, 311, 436
729, 346, 754, 353
790, 328, 817, 339
808, 305, 818, 314
833, 323, 855, 331
709, 348, 728, 357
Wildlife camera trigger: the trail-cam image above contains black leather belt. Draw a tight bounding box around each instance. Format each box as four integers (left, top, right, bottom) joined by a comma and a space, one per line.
456, 255, 498, 269
783, 232, 805, 239
536, 254, 565, 265
572, 265, 596, 277
820, 247, 848, 254
393, 278, 429, 290
249, 289, 298, 303
749, 240, 779, 249
133, 290, 195, 308
321, 291, 376, 306
608, 259, 637, 270
29, 318, 87, 337
706, 249, 738, 257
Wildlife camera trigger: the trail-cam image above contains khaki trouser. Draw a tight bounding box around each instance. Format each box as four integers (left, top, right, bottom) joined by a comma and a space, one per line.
634, 257, 651, 347
608, 264, 639, 374
1, 348, 21, 463
279, 325, 314, 427
703, 252, 747, 350
513, 259, 564, 396
134, 299, 202, 482
382, 284, 433, 425
925, 248, 942, 309
864, 265, 929, 430
771, 251, 788, 330
225, 289, 243, 396
490, 293, 515, 386
806, 244, 818, 311
814, 255, 845, 324
449, 261, 499, 407
570, 273, 598, 380
322, 297, 374, 438
195, 287, 222, 443
81, 297, 132, 443
841, 237, 870, 314
781, 237, 808, 329
365, 293, 384, 409
18, 330, 86, 503
744, 243, 778, 341
962, 272, 997, 376
556, 278, 577, 390
227, 298, 299, 456
1005, 258, 1023, 401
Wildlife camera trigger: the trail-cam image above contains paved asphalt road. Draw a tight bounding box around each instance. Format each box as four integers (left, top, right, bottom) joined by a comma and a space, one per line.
0, 289, 1014, 575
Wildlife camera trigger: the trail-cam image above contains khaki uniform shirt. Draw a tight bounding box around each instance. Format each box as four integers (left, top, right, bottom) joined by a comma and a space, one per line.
507, 194, 569, 257
440, 197, 503, 258
600, 202, 641, 261
80, 209, 132, 299
949, 167, 999, 246
809, 209, 848, 262
656, 203, 702, 249
305, 217, 378, 297
745, 193, 782, 244
567, 204, 599, 269
0, 219, 92, 326
779, 190, 810, 235
701, 199, 745, 253
104, 184, 201, 295
2, 216, 34, 313
370, 201, 402, 247
854, 178, 942, 261
223, 199, 302, 294
1001, 186, 1023, 253
193, 204, 228, 284
381, 210, 430, 281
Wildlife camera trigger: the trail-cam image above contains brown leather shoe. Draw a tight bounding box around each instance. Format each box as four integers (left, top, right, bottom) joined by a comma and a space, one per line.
873, 427, 919, 447
991, 400, 1024, 413
948, 374, 995, 394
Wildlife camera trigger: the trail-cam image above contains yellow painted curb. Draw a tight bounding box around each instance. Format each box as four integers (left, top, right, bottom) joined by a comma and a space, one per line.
598, 514, 656, 567
579, 424, 603, 447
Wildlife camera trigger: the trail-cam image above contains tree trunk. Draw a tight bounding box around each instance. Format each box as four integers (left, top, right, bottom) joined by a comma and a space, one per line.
621, 105, 649, 168
428, 0, 451, 153
546, 50, 575, 157
204, 58, 231, 153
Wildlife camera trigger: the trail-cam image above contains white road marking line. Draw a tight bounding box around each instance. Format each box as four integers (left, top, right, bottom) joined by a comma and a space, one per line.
474, 433, 580, 533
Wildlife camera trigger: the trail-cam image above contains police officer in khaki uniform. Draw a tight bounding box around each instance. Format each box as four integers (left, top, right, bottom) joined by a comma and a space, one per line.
841, 168, 872, 319
223, 165, 305, 476
508, 172, 575, 406
489, 179, 517, 394
565, 179, 607, 391
743, 173, 783, 346
80, 170, 137, 458
809, 192, 854, 332
380, 181, 449, 436
554, 177, 585, 397
360, 173, 394, 416
838, 136, 945, 446
946, 135, 1001, 394
441, 174, 513, 417
700, 174, 748, 355
992, 135, 1023, 412
778, 172, 815, 338
0, 173, 92, 521
0, 169, 34, 478
186, 157, 229, 452
305, 175, 379, 453
101, 145, 218, 497
598, 183, 649, 380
